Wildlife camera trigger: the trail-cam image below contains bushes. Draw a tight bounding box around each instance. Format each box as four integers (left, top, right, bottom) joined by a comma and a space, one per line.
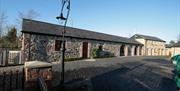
92, 48, 115, 58
64, 49, 115, 62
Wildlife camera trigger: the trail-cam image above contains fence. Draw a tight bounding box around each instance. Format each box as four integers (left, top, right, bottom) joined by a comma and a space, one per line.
0, 48, 22, 66
0, 69, 24, 91
0, 50, 7, 66
9, 51, 22, 65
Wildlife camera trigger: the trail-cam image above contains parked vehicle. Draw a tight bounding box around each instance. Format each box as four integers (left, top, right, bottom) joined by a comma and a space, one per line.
172, 54, 180, 89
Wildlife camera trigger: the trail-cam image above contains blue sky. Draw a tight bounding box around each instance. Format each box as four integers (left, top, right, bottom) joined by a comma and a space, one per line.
0, 0, 180, 43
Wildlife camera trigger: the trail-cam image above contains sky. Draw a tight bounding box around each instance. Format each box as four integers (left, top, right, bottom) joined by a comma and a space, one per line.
0, 0, 180, 43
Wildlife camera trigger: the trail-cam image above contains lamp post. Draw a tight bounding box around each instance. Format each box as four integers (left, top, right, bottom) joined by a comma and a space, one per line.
56, 0, 70, 85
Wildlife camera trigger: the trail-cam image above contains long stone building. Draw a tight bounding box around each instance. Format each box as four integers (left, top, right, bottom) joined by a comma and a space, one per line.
21, 19, 143, 62
131, 34, 166, 56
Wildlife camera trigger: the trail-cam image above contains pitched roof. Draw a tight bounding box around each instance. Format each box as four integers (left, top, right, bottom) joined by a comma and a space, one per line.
165, 44, 172, 48
22, 19, 142, 45
131, 34, 166, 42
171, 41, 180, 47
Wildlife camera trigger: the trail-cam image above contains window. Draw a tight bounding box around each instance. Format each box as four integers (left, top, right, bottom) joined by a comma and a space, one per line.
98, 45, 103, 51
55, 40, 62, 51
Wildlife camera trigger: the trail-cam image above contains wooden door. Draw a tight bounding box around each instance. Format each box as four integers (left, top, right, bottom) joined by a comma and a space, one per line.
82, 42, 88, 58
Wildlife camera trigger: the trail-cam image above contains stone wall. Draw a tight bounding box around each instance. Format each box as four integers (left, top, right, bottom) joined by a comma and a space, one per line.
170, 47, 180, 56
135, 38, 166, 56
22, 33, 84, 62
22, 33, 61, 62
103, 43, 120, 56
65, 41, 82, 59
146, 40, 166, 56
22, 33, 142, 62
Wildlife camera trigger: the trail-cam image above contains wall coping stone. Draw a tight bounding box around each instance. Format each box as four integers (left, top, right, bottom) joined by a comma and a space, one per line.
24, 61, 52, 68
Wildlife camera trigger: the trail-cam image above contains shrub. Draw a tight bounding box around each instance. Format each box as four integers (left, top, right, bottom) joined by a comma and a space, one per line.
91, 48, 115, 58
92, 49, 101, 58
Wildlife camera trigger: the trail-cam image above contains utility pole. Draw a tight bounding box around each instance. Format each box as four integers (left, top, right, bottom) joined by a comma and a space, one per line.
56, 0, 71, 85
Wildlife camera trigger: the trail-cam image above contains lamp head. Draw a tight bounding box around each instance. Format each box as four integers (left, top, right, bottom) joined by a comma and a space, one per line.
56, 13, 66, 20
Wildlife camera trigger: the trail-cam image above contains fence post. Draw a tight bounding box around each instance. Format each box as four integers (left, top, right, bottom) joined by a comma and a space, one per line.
16, 70, 19, 89
5, 49, 8, 66
22, 68, 25, 91
10, 71, 13, 91
3, 72, 6, 91
19, 52, 22, 64
1, 52, 3, 65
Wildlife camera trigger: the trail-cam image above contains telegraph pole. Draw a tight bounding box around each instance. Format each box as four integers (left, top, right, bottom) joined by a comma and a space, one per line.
56, 0, 71, 85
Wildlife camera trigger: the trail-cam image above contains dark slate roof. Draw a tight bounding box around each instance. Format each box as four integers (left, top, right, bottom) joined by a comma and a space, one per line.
171, 41, 180, 47
22, 19, 142, 45
165, 44, 172, 48
131, 34, 166, 42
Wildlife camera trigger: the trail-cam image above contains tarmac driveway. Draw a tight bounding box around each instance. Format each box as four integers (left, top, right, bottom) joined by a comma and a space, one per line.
63, 56, 176, 91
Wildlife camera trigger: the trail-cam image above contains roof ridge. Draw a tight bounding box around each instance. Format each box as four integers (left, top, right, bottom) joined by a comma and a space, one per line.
22, 19, 143, 45
133, 34, 165, 42
23, 18, 130, 40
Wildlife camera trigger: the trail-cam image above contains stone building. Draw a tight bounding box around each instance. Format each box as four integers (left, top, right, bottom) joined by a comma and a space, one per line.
166, 41, 180, 56
131, 34, 166, 56
21, 19, 143, 62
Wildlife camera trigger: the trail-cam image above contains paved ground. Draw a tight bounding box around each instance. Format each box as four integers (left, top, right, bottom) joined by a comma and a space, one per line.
0, 56, 176, 91
63, 56, 177, 91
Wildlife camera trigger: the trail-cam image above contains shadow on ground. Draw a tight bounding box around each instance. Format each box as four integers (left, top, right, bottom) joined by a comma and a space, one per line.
54, 57, 177, 91
91, 66, 176, 91
142, 58, 171, 64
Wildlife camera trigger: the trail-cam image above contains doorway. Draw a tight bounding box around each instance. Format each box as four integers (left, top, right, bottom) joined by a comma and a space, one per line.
120, 45, 125, 56
128, 46, 132, 56
134, 46, 138, 55
82, 42, 88, 58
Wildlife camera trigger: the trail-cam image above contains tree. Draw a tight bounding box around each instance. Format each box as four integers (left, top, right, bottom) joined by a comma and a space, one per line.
1, 27, 20, 48
0, 11, 7, 38
18, 9, 40, 20
15, 9, 40, 35
169, 40, 175, 45
177, 33, 180, 42
6, 27, 17, 42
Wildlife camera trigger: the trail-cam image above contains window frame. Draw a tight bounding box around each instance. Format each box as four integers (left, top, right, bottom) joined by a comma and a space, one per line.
55, 40, 62, 51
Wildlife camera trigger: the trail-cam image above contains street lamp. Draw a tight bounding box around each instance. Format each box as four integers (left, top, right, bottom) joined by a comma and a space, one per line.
56, 0, 70, 85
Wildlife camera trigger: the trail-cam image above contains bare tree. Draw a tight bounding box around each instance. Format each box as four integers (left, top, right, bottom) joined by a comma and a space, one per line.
0, 11, 7, 38
169, 40, 175, 45
177, 33, 180, 42
15, 9, 40, 35
18, 9, 40, 20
